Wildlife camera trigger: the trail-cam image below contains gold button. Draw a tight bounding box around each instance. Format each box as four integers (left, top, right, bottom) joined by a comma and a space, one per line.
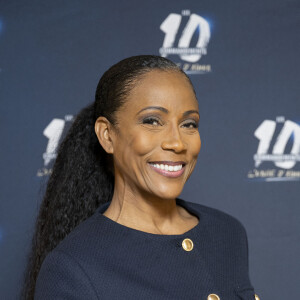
182, 238, 193, 251
255, 294, 260, 300
207, 294, 220, 300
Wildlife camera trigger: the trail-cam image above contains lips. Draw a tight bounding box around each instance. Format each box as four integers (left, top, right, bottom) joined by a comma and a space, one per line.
148, 161, 186, 178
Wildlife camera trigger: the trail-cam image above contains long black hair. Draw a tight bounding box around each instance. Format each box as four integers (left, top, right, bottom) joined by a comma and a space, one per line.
22, 55, 193, 299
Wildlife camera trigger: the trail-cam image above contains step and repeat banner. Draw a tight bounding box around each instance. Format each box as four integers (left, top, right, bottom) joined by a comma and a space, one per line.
0, 1, 299, 299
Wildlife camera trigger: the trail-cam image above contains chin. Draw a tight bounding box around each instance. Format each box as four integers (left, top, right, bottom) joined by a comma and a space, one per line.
151, 184, 183, 200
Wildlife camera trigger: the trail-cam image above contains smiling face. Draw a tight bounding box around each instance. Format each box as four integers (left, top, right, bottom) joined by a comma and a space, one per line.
97, 70, 201, 200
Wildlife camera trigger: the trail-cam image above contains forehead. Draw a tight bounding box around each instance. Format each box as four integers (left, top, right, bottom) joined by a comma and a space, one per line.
123, 70, 198, 112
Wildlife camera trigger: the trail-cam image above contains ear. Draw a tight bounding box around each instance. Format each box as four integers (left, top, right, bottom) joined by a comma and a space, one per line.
94, 116, 115, 154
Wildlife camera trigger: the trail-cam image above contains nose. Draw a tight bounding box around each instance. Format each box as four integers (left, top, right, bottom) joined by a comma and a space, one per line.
161, 124, 187, 153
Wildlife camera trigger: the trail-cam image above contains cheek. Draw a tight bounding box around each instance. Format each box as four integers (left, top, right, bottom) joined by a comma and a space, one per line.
189, 134, 201, 158
127, 131, 157, 157
115, 131, 156, 177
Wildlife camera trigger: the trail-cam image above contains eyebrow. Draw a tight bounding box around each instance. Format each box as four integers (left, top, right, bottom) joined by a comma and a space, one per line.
137, 106, 200, 117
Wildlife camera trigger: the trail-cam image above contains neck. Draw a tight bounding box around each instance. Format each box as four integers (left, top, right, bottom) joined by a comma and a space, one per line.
103, 177, 191, 234
102, 171, 199, 235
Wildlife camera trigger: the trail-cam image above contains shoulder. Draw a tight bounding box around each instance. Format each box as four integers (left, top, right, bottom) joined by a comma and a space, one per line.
179, 198, 248, 238
35, 246, 99, 299
35, 212, 107, 298
181, 199, 251, 268
53, 210, 109, 256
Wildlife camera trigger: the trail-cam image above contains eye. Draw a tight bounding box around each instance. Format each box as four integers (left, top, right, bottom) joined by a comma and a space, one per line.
182, 121, 198, 129
142, 117, 162, 126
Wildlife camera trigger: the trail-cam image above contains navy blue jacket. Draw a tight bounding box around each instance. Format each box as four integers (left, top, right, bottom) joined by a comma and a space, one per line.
35, 199, 257, 299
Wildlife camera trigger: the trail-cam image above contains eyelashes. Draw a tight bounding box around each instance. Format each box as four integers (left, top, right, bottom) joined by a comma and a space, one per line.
142, 117, 161, 126
182, 121, 199, 129
141, 116, 199, 129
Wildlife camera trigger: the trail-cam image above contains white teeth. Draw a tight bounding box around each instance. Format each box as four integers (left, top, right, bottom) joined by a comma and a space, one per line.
150, 163, 183, 172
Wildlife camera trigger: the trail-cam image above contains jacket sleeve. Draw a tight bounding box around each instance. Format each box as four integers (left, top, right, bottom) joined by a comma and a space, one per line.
34, 249, 99, 300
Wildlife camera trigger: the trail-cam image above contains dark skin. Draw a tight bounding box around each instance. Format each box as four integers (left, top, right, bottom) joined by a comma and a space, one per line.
95, 70, 201, 235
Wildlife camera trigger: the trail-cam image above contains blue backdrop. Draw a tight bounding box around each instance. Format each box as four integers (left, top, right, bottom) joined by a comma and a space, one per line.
0, 1, 299, 299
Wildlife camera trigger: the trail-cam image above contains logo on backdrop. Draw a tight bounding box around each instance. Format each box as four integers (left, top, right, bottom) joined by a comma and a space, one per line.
37, 115, 74, 177
159, 10, 211, 74
247, 116, 300, 182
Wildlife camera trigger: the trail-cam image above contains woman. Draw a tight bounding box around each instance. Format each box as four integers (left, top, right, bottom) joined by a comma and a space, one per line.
23, 55, 259, 300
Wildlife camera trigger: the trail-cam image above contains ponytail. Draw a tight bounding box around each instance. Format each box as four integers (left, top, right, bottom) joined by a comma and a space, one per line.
21, 103, 114, 300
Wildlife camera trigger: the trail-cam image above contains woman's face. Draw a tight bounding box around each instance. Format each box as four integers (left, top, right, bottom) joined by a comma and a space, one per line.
110, 70, 201, 200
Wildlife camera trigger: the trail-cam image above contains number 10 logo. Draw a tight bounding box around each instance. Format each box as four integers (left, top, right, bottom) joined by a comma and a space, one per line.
254, 119, 300, 169
159, 12, 211, 63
